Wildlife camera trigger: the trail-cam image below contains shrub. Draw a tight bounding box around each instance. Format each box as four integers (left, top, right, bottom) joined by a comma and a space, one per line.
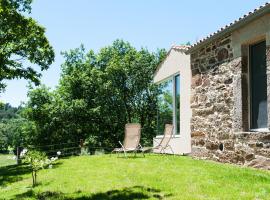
23, 150, 58, 187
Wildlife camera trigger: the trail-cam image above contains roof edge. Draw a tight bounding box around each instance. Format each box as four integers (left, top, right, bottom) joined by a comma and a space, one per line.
153, 45, 190, 78
187, 2, 270, 54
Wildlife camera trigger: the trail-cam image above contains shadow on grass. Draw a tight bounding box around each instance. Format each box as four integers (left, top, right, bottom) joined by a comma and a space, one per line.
0, 161, 63, 187
15, 186, 172, 200
0, 164, 30, 187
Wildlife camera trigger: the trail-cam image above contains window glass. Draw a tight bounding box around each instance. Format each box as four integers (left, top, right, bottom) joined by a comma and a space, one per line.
250, 41, 268, 129
157, 78, 173, 135
175, 74, 180, 134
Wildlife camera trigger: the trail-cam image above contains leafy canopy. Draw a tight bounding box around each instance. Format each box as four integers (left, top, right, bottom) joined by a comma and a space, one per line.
0, 0, 54, 91
24, 40, 166, 148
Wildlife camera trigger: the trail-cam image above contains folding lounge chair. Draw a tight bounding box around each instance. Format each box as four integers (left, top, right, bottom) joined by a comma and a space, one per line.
112, 123, 143, 157
143, 124, 174, 154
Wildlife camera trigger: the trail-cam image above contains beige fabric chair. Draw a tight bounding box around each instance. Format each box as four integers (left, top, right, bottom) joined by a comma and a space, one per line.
112, 123, 143, 157
143, 124, 174, 154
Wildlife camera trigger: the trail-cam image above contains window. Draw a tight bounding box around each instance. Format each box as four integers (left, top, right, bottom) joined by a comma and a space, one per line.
157, 78, 173, 135
175, 74, 180, 134
157, 74, 180, 135
250, 41, 268, 129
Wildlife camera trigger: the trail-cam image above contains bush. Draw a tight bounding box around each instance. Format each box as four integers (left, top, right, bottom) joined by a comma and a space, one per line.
23, 150, 58, 187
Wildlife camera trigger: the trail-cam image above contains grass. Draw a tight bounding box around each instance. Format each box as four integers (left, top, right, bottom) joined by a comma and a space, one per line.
0, 154, 270, 200
0, 154, 16, 167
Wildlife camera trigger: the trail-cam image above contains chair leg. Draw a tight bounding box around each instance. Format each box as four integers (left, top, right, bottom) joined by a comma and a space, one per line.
160, 148, 165, 155
111, 150, 117, 157
142, 150, 145, 157
168, 145, 174, 155
117, 150, 122, 158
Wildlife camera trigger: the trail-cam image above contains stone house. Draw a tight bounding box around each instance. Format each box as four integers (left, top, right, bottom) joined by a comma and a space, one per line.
186, 3, 270, 169
152, 3, 270, 169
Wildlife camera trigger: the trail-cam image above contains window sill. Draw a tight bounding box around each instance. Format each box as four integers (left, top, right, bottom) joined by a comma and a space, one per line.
155, 134, 180, 139
249, 128, 270, 132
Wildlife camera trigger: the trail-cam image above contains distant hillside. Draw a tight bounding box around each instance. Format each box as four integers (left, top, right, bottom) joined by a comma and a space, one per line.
0, 103, 20, 121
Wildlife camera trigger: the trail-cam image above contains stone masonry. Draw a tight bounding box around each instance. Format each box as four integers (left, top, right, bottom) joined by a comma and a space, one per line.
190, 34, 270, 170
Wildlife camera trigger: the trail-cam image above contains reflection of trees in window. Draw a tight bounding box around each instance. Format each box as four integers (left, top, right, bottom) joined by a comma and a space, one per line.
157, 74, 180, 135
157, 79, 173, 135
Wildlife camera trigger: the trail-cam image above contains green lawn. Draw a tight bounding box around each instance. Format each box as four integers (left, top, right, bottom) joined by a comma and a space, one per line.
0, 155, 269, 200
0, 154, 16, 168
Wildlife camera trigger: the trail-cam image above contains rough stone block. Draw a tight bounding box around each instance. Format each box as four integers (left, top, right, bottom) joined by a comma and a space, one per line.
245, 153, 255, 161
219, 37, 231, 46
202, 78, 211, 87
224, 140, 234, 151
255, 148, 270, 157
191, 131, 206, 138
246, 156, 270, 170
191, 74, 202, 87
261, 134, 270, 141
206, 140, 219, 150
217, 48, 229, 62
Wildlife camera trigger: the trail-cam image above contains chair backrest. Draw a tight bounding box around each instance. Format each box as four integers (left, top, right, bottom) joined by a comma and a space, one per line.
159, 124, 174, 148
123, 123, 141, 149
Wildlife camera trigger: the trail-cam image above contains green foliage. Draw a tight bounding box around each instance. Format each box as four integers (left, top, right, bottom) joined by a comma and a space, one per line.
2, 0, 33, 13
23, 149, 58, 187
0, 103, 20, 120
156, 80, 174, 134
0, 104, 36, 152
23, 150, 49, 187
0, 0, 54, 91
0, 117, 36, 153
0, 101, 4, 109
24, 150, 47, 172
24, 85, 74, 146
24, 40, 166, 148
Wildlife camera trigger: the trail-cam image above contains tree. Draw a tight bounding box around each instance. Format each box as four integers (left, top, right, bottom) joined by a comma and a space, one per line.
0, 0, 55, 91
25, 40, 166, 149
59, 40, 166, 146
0, 103, 37, 153
0, 117, 36, 153
23, 150, 58, 187
0, 103, 19, 120
22, 85, 54, 145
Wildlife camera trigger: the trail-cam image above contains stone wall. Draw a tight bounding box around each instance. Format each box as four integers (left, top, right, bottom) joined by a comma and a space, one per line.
190, 34, 270, 170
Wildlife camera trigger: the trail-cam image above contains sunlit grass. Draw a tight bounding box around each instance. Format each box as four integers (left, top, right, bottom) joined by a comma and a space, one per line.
0, 154, 16, 167
0, 154, 269, 199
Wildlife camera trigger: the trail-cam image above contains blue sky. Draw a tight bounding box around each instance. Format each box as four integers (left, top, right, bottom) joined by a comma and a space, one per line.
1, 0, 267, 106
